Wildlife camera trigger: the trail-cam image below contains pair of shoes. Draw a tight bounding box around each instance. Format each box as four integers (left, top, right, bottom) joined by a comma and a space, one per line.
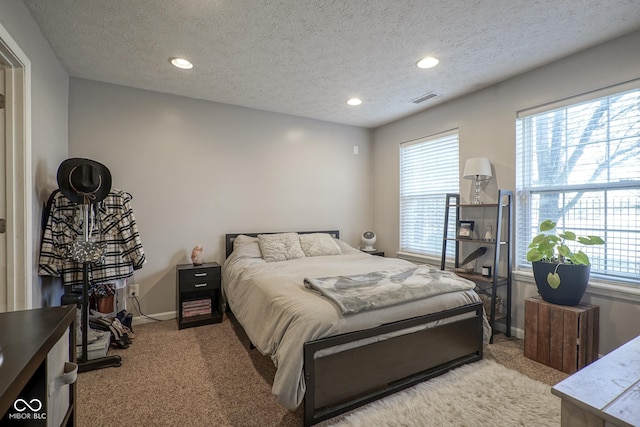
89, 313, 131, 348
120, 324, 135, 340
109, 322, 130, 348
124, 313, 133, 332
116, 310, 134, 333
112, 318, 135, 340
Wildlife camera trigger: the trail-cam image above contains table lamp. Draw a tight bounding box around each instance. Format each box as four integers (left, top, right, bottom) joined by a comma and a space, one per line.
463, 157, 492, 204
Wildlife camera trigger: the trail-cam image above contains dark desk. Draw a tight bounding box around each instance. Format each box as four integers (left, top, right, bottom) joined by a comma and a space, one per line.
0, 305, 77, 426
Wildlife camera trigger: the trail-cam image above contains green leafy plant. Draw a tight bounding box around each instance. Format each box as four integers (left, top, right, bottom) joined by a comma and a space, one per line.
527, 219, 605, 288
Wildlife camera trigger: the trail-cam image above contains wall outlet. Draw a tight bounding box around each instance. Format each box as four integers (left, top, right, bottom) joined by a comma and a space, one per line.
129, 283, 140, 298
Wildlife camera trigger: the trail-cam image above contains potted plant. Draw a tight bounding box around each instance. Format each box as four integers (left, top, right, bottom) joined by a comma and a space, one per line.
527, 219, 605, 306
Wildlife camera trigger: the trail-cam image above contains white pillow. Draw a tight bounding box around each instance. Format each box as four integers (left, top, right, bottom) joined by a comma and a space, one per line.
232, 241, 263, 259
258, 233, 306, 262
299, 233, 342, 257
335, 239, 361, 254
233, 234, 258, 250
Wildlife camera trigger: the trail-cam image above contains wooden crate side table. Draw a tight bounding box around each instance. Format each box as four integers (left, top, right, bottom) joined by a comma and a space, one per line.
524, 296, 599, 374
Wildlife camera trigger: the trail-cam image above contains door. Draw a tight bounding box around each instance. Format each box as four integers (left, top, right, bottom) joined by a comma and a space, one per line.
0, 66, 6, 310
0, 22, 31, 312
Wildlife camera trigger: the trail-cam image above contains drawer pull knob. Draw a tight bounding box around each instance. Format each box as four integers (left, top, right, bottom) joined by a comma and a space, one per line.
195, 283, 208, 288
194, 273, 207, 277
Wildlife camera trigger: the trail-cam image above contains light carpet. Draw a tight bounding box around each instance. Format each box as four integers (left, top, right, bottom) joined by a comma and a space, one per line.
321, 359, 560, 427
77, 317, 566, 426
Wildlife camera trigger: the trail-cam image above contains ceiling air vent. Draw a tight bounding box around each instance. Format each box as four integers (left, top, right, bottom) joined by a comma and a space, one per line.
410, 91, 439, 104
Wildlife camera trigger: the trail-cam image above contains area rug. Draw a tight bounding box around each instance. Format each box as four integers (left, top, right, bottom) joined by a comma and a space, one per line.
323, 359, 560, 426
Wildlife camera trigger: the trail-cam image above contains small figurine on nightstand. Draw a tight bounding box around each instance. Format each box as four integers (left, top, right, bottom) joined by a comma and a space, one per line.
484, 225, 493, 241
191, 245, 205, 265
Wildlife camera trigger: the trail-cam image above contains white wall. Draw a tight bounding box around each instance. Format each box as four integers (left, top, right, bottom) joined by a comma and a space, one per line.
0, 1, 69, 308
372, 30, 640, 354
68, 78, 372, 315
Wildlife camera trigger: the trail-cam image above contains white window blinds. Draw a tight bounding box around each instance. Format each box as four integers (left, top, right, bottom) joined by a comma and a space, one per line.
515, 85, 640, 283
400, 130, 459, 257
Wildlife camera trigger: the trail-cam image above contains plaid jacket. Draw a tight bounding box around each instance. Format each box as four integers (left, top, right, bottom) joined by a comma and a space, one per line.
39, 189, 146, 286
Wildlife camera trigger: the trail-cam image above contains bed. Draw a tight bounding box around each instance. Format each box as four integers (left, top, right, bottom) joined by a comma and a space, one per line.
223, 230, 490, 426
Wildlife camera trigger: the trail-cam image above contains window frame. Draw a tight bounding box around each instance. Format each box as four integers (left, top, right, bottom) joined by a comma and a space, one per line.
398, 129, 460, 261
515, 81, 640, 299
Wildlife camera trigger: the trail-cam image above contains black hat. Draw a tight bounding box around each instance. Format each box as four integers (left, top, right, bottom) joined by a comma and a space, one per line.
57, 158, 112, 204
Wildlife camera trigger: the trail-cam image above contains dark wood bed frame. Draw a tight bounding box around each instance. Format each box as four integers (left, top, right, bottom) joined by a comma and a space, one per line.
224, 231, 484, 426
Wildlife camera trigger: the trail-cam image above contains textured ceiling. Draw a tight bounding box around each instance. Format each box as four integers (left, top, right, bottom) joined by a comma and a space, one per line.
23, 0, 640, 128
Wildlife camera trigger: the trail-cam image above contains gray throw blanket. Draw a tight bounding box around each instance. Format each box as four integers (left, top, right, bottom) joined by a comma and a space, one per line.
304, 265, 475, 315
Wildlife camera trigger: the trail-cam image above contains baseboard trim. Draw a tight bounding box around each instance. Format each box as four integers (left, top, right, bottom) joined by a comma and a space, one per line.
511, 326, 525, 339
131, 310, 176, 326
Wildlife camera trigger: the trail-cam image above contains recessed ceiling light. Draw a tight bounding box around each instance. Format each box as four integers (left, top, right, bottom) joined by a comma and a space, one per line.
416, 56, 439, 69
346, 98, 363, 106
170, 57, 193, 70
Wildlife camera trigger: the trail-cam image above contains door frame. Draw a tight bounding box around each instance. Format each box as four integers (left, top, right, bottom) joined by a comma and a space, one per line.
0, 22, 32, 311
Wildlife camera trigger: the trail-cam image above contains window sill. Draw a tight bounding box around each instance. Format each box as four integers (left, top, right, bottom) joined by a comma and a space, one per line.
513, 270, 640, 304
397, 251, 442, 267
398, 253, 640, 304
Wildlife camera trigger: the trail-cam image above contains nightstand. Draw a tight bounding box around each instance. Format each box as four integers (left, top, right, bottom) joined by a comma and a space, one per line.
363, 250, 384, 257
176, 262, 222, 330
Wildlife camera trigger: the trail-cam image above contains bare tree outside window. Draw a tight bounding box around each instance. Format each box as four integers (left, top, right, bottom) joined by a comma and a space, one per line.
517, 88, 640, 282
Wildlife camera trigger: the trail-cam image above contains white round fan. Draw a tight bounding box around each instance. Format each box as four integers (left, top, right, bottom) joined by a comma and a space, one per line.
360, 231, 377, 252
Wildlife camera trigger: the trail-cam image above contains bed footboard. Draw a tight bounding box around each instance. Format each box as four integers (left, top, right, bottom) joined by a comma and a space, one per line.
303, 302, 484, 426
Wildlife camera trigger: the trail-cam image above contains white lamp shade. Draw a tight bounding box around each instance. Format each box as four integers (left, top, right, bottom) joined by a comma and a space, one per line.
463, 157, 492, 180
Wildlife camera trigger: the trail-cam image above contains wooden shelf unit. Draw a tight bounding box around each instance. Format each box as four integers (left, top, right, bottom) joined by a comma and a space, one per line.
440, 190, 513, 342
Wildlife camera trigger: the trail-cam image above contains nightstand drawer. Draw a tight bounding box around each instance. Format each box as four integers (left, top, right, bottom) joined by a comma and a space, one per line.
178, 266, 220, 283
179, 278, 220, 292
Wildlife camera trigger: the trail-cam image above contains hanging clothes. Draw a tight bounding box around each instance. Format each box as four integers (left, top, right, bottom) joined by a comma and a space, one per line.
39, 188, 146, 286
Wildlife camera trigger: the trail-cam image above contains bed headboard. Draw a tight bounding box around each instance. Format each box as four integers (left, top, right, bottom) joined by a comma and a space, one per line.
225, 230, 340, 258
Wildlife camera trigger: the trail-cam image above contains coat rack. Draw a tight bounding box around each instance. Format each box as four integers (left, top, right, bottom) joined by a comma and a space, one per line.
51, 158, 123, 372
76, 202, 122, 372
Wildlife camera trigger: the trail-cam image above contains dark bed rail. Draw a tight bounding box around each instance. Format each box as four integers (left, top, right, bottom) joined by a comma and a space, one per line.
303, 302, 484, 426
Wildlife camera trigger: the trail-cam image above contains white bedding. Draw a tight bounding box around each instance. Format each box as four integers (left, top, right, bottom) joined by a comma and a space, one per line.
222, 238, 491, 410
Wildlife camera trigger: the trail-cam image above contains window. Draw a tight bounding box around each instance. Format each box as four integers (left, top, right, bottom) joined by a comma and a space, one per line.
516, 85, 640, 284
399, 130, 459, 258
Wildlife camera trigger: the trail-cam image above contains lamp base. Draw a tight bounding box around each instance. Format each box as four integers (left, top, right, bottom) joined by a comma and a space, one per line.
472, 179, 483, 204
